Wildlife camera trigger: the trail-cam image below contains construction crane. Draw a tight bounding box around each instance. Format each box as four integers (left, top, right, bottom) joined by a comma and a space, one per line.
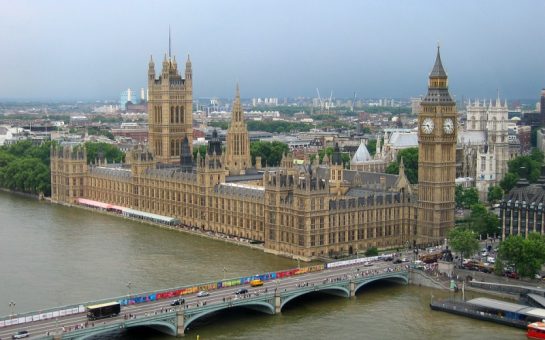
351, 92, 357, 112
316, 88, 324, 110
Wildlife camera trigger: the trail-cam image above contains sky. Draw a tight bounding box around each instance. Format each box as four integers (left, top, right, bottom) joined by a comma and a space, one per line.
0, 0, 544, 102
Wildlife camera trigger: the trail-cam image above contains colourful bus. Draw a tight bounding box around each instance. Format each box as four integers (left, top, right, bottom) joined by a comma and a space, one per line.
86, 301, 121, 320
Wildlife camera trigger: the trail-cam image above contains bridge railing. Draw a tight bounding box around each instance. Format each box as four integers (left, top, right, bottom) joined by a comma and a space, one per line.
0, 263, 325, 327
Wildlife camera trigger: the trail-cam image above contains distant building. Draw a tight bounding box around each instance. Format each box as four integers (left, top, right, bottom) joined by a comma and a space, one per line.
410, 97, 422, 115
541, 89, 545, 126
518, 125, 532, 154
120, 88, 138, 110
457, 97, 510, 201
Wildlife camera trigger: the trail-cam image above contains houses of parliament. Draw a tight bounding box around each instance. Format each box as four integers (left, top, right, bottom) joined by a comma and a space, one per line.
51, 48, 457, 260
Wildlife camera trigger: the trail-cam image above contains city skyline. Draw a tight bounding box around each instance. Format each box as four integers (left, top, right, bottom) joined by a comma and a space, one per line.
1, 0, 544, 101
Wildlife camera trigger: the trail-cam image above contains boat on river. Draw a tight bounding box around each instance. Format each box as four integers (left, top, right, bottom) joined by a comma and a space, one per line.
528, 321, 545, 339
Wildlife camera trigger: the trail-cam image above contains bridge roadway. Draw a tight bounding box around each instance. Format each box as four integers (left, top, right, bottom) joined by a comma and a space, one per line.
0, 261, 409, 339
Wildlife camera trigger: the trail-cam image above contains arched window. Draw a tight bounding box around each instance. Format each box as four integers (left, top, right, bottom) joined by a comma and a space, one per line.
176, 106, 179, 123
170, 139, 175, 156
180, 106, 184, 123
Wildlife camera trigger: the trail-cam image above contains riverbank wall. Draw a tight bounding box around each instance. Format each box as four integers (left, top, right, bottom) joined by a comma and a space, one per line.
408, 269, 450, 290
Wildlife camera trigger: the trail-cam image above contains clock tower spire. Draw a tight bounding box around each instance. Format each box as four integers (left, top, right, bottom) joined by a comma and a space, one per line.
417, 45, 457, 245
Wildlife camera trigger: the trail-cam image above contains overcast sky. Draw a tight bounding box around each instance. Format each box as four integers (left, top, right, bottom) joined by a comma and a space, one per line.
1, 0, 544, 101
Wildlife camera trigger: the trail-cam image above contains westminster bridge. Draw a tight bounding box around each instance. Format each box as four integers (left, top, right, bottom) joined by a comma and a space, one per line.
0, 259, 409, 339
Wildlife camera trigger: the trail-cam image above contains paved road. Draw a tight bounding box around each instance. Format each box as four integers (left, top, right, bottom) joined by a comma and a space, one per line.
0, 260, 408, 339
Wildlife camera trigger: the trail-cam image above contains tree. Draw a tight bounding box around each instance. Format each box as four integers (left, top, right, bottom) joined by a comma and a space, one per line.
367, 139, 377, 157
500, 172, 519, 192
455, 186, 483, 209
385, 147, 418, 183
487, 185, 504, 204
84, 142, 125, 164
462, 188, 479, 209
497, 233, 545, 278
250, 141, 289, 167
455, 185, 464, 208
448, 227, 479, 264
466, 203, 500, 237
192, 144, 207, 160
364, 247, 378, 257
499, 148, 544, 192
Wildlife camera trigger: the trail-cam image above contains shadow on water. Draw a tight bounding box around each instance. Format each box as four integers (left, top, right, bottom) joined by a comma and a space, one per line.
355, 279, 407, 295
185, 306, 271, 334
281, 291, 346, 312
86, 326, 173, 339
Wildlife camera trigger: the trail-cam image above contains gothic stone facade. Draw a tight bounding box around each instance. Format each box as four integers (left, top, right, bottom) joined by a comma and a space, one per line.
51, 49, 455, 259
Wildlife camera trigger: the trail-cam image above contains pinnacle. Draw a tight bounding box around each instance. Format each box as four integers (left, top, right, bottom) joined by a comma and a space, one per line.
430, 45, 447, 78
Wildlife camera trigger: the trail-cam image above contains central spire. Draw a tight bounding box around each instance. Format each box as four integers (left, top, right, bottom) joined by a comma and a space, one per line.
430, 44, 447, 78
168, 25, 171, 59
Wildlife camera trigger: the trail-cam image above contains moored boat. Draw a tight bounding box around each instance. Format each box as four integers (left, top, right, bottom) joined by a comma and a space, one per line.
528, 321, 545, 339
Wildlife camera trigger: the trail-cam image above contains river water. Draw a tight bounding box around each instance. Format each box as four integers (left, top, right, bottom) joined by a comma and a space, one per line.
0, 191, 524, 339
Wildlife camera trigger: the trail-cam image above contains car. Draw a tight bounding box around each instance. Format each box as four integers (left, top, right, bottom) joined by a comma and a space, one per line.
363, 261, 373, 267
250, 279, 264, 287
170, 298, 185, 306
12, 330, 29, 339
235, 288, 249, 295
197, 291, 209, 297
393, 258, 402, 264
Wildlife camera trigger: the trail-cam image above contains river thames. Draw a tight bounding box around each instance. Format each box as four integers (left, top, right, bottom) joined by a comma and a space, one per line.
0, 191, 524, 339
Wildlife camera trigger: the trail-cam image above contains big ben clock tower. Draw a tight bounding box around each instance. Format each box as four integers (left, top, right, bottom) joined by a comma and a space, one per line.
417, 46, 457, 245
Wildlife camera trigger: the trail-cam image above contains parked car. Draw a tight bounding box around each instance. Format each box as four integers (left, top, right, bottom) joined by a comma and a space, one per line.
12, 330, 29, 339
363, 261, 373, 267
197, 291, 210, 297
235, 288, 248, 295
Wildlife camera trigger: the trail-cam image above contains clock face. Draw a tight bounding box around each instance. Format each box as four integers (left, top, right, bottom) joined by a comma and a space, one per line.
421, 118, 434, 134
443, 118, 454, 134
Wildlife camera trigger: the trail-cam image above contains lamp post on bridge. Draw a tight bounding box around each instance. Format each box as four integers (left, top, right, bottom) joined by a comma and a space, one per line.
127, 282, 132, 301
9, 301, 16, 318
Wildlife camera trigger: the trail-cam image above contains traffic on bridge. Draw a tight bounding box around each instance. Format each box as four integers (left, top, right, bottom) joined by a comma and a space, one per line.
0, 256, 409, 339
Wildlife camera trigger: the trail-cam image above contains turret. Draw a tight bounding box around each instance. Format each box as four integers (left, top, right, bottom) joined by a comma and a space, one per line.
185, 54, 192, 83
148, 55, 155, 82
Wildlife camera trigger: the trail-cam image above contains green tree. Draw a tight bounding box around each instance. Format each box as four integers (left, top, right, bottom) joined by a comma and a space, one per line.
500, 172, 519, 192
208, 121, 229, 130
385, 147, 418, 183
250, 141, 289, 167
487, 185, 504, 204
84, 142, 125, 164
0, 157, 50, 195
497, 233, 545, 278
448, 227, 479, 263
364, 247, 379, 257
466, 203, 500, 237
455, 185, 464, 208
462, 187, 479, 209
192, 144, 207, 160
367, 139, 377, 157
499, 148, 544, 192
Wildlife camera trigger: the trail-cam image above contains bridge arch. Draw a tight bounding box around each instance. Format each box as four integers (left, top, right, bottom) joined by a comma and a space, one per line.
354, 274, 408, 294
73, 320, 177, 340
183, 300, 275, 331
280, 286, 350, 311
